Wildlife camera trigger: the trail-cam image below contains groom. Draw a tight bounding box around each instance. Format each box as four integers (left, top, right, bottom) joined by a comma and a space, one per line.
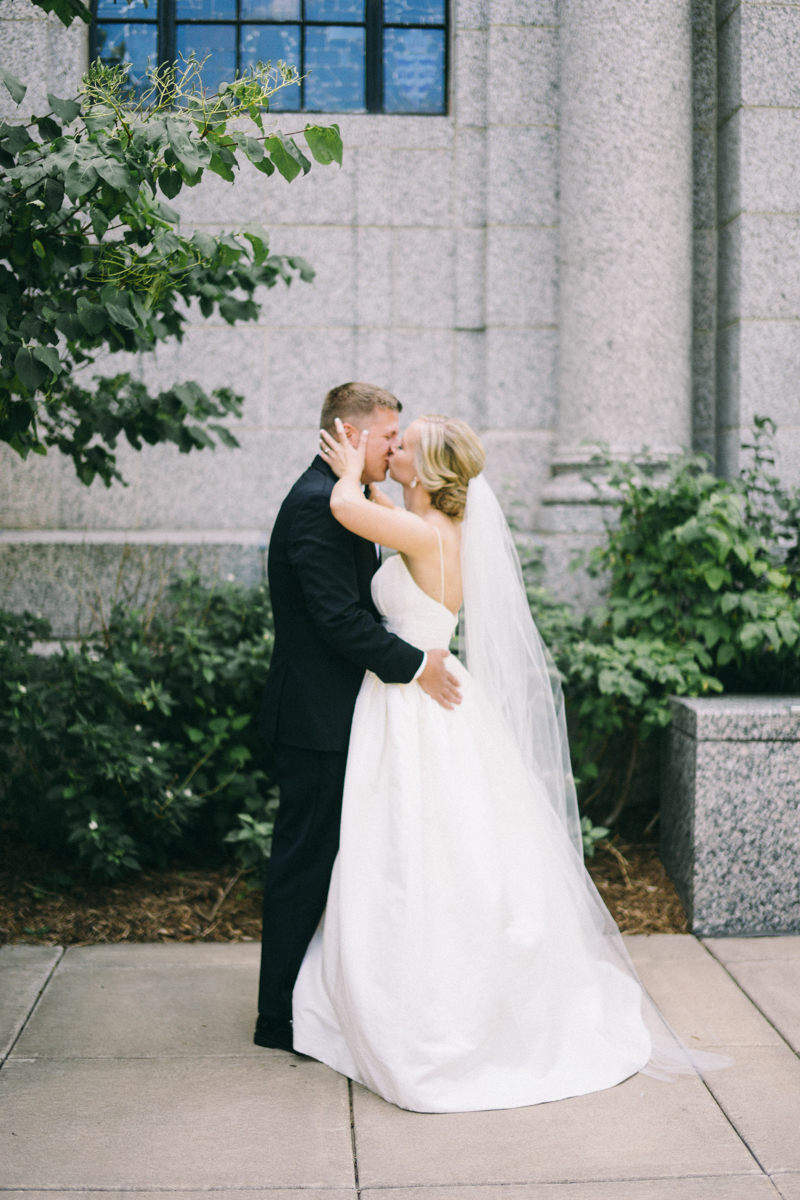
255, 382, 461, 1051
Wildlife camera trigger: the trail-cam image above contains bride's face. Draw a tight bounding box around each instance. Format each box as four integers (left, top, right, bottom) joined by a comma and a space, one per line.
388, 422, 421, 487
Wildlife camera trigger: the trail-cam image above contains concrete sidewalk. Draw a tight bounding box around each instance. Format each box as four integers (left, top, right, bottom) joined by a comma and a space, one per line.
1, 936, 799, 1199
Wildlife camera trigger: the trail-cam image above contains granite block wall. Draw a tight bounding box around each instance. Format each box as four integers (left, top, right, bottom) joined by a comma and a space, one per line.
5, 0, 800, 625
716, 0, 800, 481
661, 696, 800, 936
0, 0, 562, 633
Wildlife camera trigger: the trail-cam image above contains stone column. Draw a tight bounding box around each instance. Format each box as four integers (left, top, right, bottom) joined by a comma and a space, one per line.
716, 1, 800, 483
539, 0, 694, 601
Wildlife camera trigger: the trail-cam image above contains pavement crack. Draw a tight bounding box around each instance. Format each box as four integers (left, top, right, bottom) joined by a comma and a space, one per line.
348, 1076, 360, 1196
0, 946, 65, 1070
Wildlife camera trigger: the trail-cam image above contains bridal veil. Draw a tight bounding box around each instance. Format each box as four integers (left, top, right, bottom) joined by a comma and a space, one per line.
459, 474, 731, 1083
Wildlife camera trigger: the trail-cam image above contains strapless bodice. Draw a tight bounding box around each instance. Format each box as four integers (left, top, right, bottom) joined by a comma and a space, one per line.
371, 554, 457, 652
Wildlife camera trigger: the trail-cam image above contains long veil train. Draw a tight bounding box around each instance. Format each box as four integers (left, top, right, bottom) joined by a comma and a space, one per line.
459, 474, 731, 1083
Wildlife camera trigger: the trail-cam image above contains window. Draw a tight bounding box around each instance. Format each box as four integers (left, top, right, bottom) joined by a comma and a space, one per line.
90, 0, 447, 114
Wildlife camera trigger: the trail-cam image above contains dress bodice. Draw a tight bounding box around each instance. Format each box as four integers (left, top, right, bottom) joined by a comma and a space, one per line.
371, 554, 457, 652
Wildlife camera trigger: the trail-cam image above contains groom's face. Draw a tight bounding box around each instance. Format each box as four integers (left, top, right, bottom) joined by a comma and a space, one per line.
342, 407, 400, 484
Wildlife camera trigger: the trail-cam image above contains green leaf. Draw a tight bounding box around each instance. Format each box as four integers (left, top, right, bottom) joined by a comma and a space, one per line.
253, 156, 275, 177
32, 239, 46, 259
777, 612, 800, 646
34, 0, 91, 27
94, 157, 132, 192
47, 93, 81, 125
166, 119, 212, 177
76, 299, 107, 335
208, 151, 236, 182
304, 123, 343, 166
265, 132, 310, 182
208, 423, 240, 449
43, 175, 65, 212
703, 566, 727, 592
15, 347, 49, 392
0, 68, 26, 106
33, 345, 62, 377
739, 622, 763, 651
90, 205, 110, 240
158, 169, 183, 199
105, 300, 140, 331
64, 157, 99, 201
287, 255, 315, 283
192, 231, 217, 259
35, 115, 62, 142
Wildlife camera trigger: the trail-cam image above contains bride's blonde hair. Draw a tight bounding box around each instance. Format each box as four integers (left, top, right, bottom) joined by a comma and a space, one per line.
414, 415, 485, 519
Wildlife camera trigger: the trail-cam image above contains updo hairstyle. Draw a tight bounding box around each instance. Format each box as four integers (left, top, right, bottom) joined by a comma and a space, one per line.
414, 415, 485, 520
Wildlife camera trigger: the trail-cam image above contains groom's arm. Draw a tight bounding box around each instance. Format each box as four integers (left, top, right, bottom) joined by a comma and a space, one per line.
288, 492, 423, 684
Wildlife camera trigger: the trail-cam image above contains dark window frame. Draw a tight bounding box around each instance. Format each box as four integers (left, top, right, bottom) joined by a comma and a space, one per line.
89, 0, 449, 115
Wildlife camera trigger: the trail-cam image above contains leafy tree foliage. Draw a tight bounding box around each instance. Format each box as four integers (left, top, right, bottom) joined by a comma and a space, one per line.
0, 58, 342, 484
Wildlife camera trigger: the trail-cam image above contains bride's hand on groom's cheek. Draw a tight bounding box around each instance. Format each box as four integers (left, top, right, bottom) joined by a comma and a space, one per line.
320, 420, 368, 479
418, 648, 462, 711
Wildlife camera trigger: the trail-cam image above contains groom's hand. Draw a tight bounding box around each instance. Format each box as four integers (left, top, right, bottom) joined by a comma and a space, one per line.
418, 649, 462, 710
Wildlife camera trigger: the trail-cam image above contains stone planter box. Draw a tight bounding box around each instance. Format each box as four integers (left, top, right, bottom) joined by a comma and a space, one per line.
660, 696, 800, 936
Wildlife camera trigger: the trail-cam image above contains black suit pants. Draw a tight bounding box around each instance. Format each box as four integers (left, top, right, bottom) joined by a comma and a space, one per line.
257, 742, 348, 1021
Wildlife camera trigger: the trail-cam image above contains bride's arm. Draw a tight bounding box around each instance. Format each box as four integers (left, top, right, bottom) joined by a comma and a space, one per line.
321, 421, 436, 556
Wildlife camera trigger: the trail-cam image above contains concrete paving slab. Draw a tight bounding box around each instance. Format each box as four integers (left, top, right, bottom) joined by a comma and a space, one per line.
774, 1175, 800, 1200
714, 959, 800, 1054
702, 1045, 800, 1175
630, 946, 784, 1050
0, 1055, 355, 1189
53, 942, 264, 966
704, 936, 800, 963
0, 1195, 356, 1200
351, 1071, 758, 1187
0, 944, 62, 1060
14, 944, 262, 1059
361, 1181, 781, 1199
626, 934, 713, 963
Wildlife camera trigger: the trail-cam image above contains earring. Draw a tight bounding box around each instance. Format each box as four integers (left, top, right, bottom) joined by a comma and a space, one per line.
410, 478, 418, 489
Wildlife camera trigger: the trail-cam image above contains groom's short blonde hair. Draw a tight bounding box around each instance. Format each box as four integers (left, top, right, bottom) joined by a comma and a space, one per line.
320, 382, 401, 434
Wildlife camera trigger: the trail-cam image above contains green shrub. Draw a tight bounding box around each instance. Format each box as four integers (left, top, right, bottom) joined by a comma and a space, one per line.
530, 419, 800, 826
0, 573, 275, 878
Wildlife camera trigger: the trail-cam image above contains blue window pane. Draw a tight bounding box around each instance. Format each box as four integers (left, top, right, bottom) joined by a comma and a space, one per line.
305, 0, 364, 22
241, 0, 300, 17
241, 25, 301, 110
305, 26, 365, 110
383, 0, 444, 24
96, 22, 157, 98
383, 27, 444, 112
176, 24, 236, 95
175, 0, 235, 17
96, 0, 157, 17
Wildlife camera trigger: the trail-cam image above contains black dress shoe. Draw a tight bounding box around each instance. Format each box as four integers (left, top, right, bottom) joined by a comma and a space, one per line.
254, 1014, 294, 1051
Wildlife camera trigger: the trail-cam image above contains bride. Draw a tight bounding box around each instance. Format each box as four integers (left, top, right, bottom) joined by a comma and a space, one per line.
292, 413, 726, 1113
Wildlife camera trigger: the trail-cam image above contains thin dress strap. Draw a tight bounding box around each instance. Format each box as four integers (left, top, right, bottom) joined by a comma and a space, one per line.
434, 527, 445, 605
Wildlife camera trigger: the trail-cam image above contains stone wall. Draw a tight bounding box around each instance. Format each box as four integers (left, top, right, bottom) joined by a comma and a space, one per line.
716, 0, 800, 483
0, 0, 566, 632
3, 0, 800, 628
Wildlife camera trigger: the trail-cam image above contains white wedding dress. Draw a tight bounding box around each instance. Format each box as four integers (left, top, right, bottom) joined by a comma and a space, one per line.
292, 478, 728, 1113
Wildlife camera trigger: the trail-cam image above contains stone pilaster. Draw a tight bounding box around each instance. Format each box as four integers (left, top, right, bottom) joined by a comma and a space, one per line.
538, 0, 694, 602
716, 0, 800, 483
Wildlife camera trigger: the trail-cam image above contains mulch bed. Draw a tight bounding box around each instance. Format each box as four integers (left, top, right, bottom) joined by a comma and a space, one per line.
0, 832, 688, 947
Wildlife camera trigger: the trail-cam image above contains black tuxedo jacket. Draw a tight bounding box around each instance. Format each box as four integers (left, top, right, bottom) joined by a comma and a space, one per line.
260, 456, 424, 752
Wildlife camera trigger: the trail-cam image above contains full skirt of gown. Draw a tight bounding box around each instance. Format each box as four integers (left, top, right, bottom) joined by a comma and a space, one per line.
292, 554, 653, 1113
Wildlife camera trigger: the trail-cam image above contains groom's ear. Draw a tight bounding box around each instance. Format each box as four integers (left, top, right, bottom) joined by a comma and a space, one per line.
340, 421, 359, 446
